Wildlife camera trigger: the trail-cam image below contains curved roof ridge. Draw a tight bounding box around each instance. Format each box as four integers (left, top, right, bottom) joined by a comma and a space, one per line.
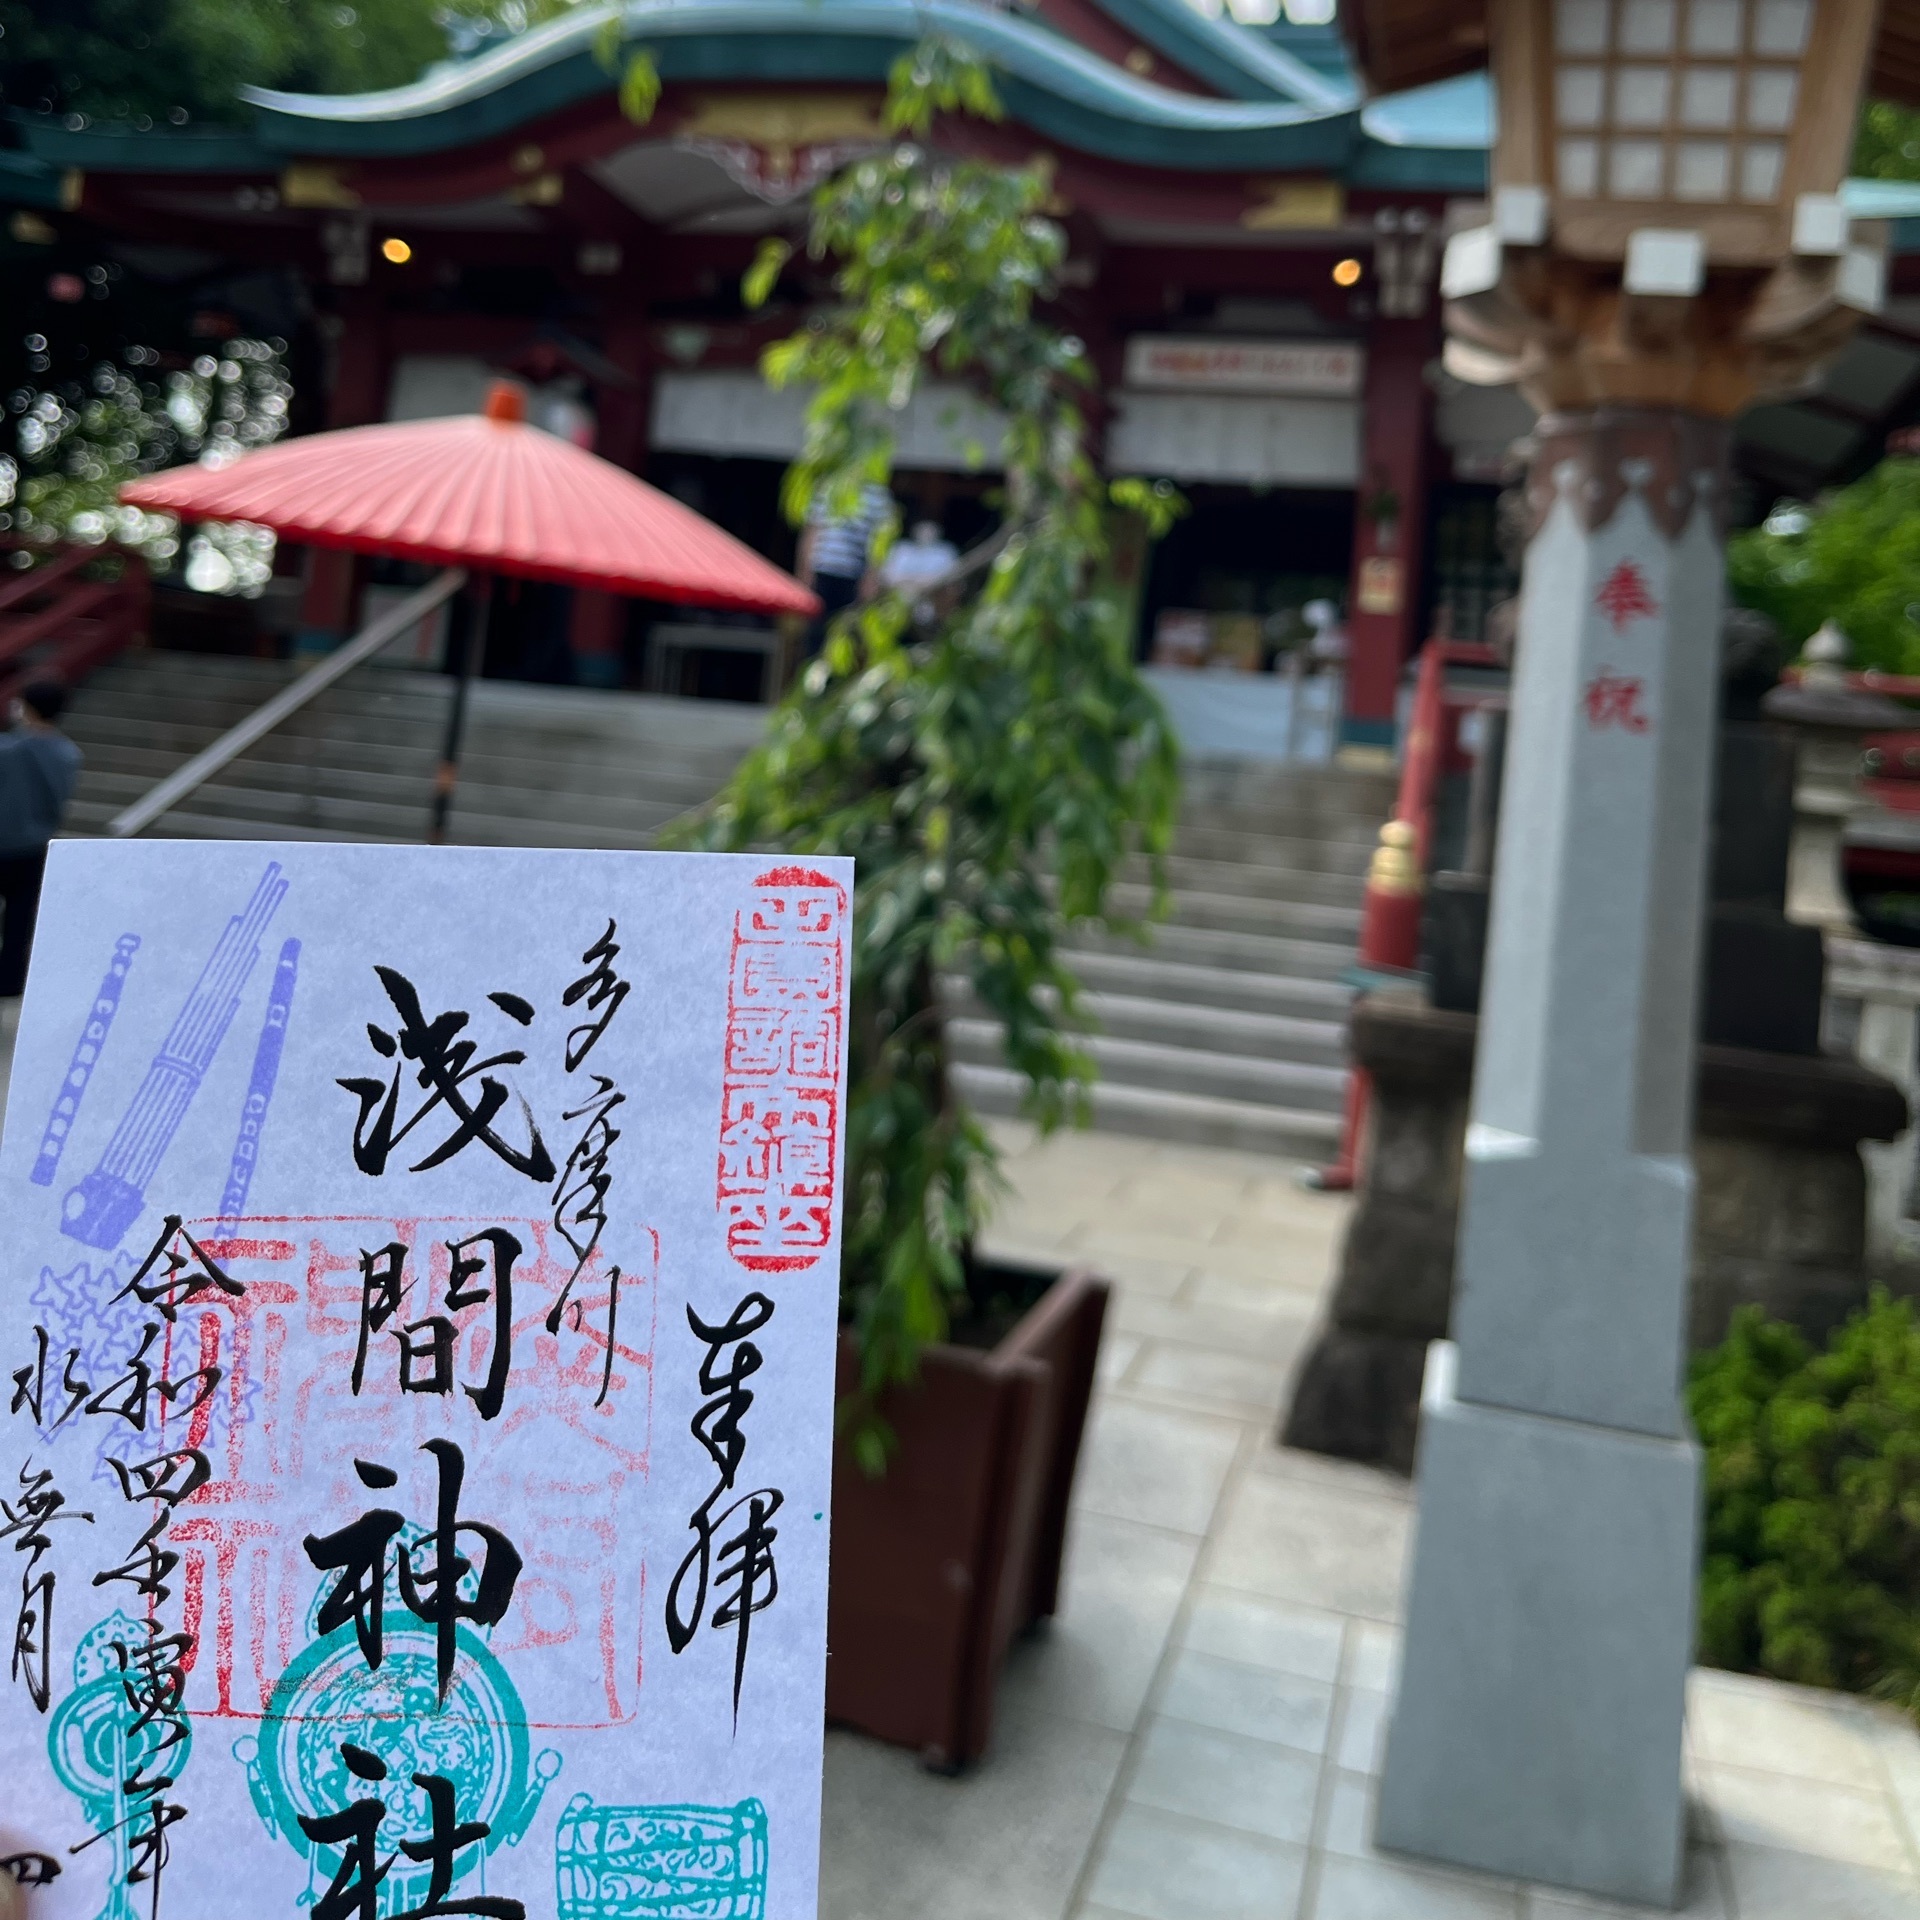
1088, 0, 1355, 109
240, 0, 1351, 136
1360, 71, 1491, 151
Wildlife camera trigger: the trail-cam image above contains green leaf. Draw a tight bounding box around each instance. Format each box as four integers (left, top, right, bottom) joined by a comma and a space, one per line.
743, 239, 793, 312
617, 47, 661, 127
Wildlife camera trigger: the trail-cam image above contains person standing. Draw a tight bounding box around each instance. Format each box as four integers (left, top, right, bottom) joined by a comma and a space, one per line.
795, 481, 893, 656
0, 679, 83, 1003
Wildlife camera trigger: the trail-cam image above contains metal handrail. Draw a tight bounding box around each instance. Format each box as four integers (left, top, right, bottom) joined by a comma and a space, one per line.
105, 566, 466, 839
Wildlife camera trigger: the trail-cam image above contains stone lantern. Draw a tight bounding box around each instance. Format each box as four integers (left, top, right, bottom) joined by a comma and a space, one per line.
1331, 0, 1910, 1909
1763, 620, 1912, 933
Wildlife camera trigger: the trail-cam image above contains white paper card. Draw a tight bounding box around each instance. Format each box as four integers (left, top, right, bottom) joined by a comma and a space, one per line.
0, 840, 852, 1920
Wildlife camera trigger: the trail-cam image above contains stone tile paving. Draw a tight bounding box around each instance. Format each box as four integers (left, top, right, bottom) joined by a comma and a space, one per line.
818, 1122, 1920, 1920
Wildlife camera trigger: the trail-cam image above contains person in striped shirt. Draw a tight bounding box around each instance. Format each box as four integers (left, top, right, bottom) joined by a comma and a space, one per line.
796, 482, 894, 655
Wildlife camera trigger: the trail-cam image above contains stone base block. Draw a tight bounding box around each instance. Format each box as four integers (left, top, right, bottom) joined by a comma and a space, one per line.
1377, 1345, 1699, 1909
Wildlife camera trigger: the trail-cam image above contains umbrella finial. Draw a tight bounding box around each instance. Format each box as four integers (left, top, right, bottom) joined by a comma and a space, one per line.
484, 380, 527, 424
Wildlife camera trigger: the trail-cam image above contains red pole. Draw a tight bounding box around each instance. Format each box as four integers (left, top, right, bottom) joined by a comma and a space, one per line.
1309, 640, 1457, 1190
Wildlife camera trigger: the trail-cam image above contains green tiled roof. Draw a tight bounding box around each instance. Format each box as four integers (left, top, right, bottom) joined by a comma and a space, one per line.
228, 1, 1365, 169
5, 0, 1916, 244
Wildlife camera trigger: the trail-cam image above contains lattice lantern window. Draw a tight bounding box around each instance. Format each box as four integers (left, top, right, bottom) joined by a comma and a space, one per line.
1490, 0, 1878, 268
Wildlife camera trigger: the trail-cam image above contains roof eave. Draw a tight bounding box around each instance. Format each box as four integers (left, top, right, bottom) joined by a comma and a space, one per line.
235, 0, 1361, 173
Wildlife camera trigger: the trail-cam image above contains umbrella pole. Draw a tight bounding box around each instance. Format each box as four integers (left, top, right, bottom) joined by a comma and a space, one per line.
430, 573, 491, 844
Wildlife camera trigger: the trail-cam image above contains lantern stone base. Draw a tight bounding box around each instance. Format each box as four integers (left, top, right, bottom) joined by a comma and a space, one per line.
1282, 996, 1908, 1472
1376, 1343, 1698, 1910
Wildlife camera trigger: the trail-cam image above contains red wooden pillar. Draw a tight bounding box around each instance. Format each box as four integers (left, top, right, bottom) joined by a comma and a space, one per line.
1341, 315, 1436, 746
298, 288, 390, 651
569, 312, 653, 687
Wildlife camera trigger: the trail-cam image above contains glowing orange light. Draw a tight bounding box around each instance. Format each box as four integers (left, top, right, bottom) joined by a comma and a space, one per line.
380, 237, 412, 265
1332, 257, 1363, 288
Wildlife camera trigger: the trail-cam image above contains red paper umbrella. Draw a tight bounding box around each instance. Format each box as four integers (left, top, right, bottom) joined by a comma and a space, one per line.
120, 383, 819, 616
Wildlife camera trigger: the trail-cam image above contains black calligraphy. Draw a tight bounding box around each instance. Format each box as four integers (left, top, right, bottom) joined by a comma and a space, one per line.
350, 1230, 522, 1421
304, 1440, 523, 1705
299, 1742, 524, 1920
544, 923, 634, 1407
0, 1852, 61, 1886
117, 1216, 246, 1323
50, 1217, 242, 1919
665, 1293, 783, 1724
339, 968, 555, 1181
0, 1459, 92, 1710
560, 919, 629, 1072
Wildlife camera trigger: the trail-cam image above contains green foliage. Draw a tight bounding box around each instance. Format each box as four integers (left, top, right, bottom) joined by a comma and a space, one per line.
1854, 99, 1920, 180
0, 0, 599, 128
677, 40, 1180, 1457
1689, 1295, 1920, 1719
882, 33, 1005, 136
3, 340, 293, 589
1727, 460, 1920, 674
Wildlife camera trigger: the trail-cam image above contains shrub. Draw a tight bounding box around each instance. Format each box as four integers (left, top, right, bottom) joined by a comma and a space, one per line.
1726, 460, 1920, 675
1689, 1293, 1920, 1718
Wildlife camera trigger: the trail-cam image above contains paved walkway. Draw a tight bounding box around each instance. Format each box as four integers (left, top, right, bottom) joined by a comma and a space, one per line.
819, 1123, 1920, 1920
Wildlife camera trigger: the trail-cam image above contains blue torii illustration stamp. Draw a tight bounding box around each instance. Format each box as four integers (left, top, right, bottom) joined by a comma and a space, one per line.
62, 863, 287, 1250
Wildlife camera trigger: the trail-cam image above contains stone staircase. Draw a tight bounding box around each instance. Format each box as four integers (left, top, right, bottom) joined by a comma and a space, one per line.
947, 760, 1387, 1160
63, 651, 1386, 1161
62, 650, 767, 847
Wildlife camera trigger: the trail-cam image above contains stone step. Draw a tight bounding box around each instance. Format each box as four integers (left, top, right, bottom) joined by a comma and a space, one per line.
69, 750, 704, 835
940, 979, 1347, 1067
1179, 757, 1395, 813
1178, 798, 1385, 844
1060, 947, 1352, 1021
1067, 920, 1355, 981
86, 799, 667, 851
70, 773, 465, 843
70, 703, 754, 794
1171, 822, 1376, 877
1108, 879, 1361, 943
1078, 990, 1346, 1066
1142, 851, 1371, 909
67, 775, 686, 848
69, 702, 749, 782
948, 1017, 1347, 1113
952, 1061, 1341, 1159
73, 655, 770, 751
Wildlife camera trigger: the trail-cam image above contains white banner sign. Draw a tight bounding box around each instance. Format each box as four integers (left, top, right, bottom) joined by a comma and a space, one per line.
1121, 336, 1365, 398
0, 841, 852, 1920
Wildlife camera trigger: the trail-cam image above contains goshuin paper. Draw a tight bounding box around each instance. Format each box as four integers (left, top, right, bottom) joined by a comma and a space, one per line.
0, 841, 852, 1920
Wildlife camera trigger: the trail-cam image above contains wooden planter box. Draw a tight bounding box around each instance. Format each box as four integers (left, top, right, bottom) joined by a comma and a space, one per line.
824, 1261, 1108, 1770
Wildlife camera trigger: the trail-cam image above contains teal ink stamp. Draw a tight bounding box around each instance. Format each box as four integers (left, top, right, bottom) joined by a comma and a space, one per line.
555, 1795, 768, 1920
235, 1599, 559, 1918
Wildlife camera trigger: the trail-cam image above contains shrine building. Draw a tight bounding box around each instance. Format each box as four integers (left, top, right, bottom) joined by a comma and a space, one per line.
7, 0, 1920, 740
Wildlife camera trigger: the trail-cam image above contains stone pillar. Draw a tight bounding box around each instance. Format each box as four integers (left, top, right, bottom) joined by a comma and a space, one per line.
1342, 316, 1434, 747
1376, 409, 1727, 1907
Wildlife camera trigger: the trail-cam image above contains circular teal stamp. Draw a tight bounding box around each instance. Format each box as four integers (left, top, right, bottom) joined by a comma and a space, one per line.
234, 1614, 559, 1916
